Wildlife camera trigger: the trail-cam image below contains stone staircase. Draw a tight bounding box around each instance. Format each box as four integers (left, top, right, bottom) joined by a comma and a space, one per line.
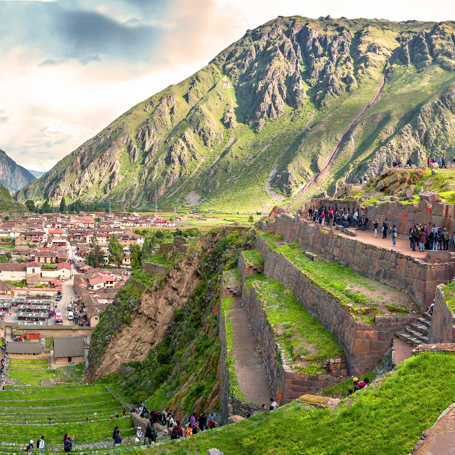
395, 314, 431, 347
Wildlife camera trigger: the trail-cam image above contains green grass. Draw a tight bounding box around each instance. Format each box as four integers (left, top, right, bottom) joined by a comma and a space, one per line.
9, 364, 48, 370
385, 303, 410, 314
442, 281, 455, 313
321, 372, 377, 397
10, 358, 48, 365
3, 280, 26, 287
250, 277, 343, 371
151, 353, 455, 455
258, 232, 413, 320
241, 249, 264, 267
9, 368, 57, 385
131, 269, 165, 288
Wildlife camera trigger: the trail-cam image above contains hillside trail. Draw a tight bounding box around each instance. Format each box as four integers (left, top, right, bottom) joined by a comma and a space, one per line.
229, 296, 271, 407
285, 58, 396, 212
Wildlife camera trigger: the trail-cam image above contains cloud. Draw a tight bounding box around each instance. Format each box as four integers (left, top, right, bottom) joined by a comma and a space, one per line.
39, 59, 60, 67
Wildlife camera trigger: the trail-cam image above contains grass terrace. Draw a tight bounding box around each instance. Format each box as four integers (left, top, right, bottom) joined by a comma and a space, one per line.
151, 353, 455, 455
258, 232, 418, 323
442, 281, 455, 313
247, 276, 343, 373
241, 249, 264, 267
9, 368, 58, 385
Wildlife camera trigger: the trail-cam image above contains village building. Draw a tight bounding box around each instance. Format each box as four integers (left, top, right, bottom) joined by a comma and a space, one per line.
53, 336, 85, 364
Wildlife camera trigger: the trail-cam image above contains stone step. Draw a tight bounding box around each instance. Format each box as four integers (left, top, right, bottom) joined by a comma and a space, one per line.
417, 318, 431, 329
422, 313, 432, 321
405, 327, 428, 342
410, 323, 430, 335
395, 331, 423, 347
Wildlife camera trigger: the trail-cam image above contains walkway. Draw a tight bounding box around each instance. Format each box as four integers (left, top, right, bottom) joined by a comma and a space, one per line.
229, 296, 271, 407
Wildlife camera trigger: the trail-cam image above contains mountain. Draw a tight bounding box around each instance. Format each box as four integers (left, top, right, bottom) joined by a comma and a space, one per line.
0, 182, 25, 212
0, 149, 35, 193
15, 16, 455, 212
28, 170, 45, 178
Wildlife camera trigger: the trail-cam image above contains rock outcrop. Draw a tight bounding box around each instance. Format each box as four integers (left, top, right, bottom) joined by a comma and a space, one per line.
0, 149, 35, 193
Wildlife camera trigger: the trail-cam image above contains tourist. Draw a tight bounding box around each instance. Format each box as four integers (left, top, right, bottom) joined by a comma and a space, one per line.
115, 412, 119, 419
63, 434, 74, 453
342, 219, 349, 232
442, 155, 447, 168
189, 412, 198, 432
428, 230, 435, 251
411, 227, 418, 252
199, 413, 208, 431
452, 231, 455, 250
425, 301, 435, 317
353, 377, 360, 391
185, 426, 193, 437
418, 229, 427, 252
94, 412, 97, 421
38, 437, 45, 451
427, 157, 431, 167
208, 412, 217, 429
135, 427, 143, 443
48, 418, 52, 425
25, 440, 33, 453
145, 421, 157, 444
363, 378, 370, 388
344, 389, 353, 398
112, 426, 119, 441
171, 419, 183, 439
122, 408, 126, 417
373, 219, 379, 238
382, 219, 388, 239
357, 379, 366, 389
406, 158, 412, 167
24, 419, 28, 425
443, 228, 450, 251
432, 230, 439, 251
85, 418, 89, 424
353, 210, 359, 228
114, 430, 122, 446
166, 410, 175, 429
438, 156, 442, 166
391, 225, 397, 247
270, 397, 278, 410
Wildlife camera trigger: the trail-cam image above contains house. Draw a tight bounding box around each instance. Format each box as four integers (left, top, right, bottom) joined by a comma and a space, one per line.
0, 261, 42, 286
6, 341, 42, 357
57, 262, 71, 279
89, 275, 104, 290
53, 336, 85, 364
86, 304, 106, 327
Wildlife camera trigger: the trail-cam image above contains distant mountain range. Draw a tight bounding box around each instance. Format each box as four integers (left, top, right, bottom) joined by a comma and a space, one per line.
28, 170, 45, 178
14, 16, 455, 211
0, 149, 36, 193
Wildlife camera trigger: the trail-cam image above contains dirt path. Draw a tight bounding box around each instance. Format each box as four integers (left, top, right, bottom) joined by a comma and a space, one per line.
229, 296, 271, 407
392, 338, 414, 365
286, 61, 395, 212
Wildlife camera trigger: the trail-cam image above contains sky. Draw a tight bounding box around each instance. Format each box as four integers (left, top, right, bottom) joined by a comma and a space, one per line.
1, 0, 455, 172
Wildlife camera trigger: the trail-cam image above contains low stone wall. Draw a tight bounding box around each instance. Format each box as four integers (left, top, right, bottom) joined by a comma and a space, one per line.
268, 215, 455, 310
218, 291, 230, 426
242, 283, 344, 405
142, 262, 169, 276
428, 285, 455, 343
238, 252, 263, 279
255, 236, 416, 375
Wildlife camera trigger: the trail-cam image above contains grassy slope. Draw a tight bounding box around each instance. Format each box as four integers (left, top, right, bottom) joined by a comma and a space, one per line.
150, 352, 455, 455
0, 183, 24, 212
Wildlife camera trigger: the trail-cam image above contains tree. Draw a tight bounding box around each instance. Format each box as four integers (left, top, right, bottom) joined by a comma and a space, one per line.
108, 234, 124, 267
86, 245, 104, 268
40, 200, 51, 214
142, 236, 156, 260
131, 244, 142, 268
248, 215, 254, 223
25, 200, 36, 212
59, 197, 67, 213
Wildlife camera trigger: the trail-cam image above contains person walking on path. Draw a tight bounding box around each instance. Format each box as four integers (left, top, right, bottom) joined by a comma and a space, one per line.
145, 421, 157, 444
427, 157, 431, 167
122, 408, 126, 417
442, 155, 447, 168
382, 219, 388, 239
171, 419, 183, 439
25, 440, 33, 453
443, 228, 450, 250
391, 225, 397, 247
38, 437, 45, 451
418, 229, 427, 252
373, 220, 379, 238
198, 413, 208, 432
93, 413, 97, 421
114, 430, 122, 446
63, 434, 74, 453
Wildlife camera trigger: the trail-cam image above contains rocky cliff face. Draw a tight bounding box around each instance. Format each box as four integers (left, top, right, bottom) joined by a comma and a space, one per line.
15, 17, 455, 211
0, 150, 35, 193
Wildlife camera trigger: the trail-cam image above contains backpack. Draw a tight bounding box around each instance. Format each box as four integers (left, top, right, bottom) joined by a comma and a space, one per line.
171, 426, 180, 440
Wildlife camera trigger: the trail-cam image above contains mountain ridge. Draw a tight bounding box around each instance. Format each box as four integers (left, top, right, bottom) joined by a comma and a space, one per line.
15, 16, 455, 211
0, 149, 35, 193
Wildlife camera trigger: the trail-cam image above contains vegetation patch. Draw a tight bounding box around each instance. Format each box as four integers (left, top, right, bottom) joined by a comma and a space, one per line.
241, 249, 264, 267
442, 282, 455, 313
321, 372, 377, 397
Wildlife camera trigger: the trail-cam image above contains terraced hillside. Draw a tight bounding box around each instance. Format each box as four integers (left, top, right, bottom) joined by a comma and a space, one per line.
15, 17, 455, 212
0, 384, 135, 453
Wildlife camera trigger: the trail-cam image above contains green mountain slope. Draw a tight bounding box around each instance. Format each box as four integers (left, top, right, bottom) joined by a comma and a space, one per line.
15, 17, 455, 212
0, 182, 25, 212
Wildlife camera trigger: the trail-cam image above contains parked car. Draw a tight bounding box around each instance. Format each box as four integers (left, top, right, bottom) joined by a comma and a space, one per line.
55, 311, 63, 325
67, 311, 74, 321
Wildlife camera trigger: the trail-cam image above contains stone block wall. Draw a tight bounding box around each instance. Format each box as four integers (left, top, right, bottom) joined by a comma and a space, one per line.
241, 283, 345, 405
238, 252, 263, 279
269, 215, 455, 310
306, 198, 454, 238
218, 292, 230, 426
428, 285, 455, 343
142, 262, 169, 276
255, 236, 416, 375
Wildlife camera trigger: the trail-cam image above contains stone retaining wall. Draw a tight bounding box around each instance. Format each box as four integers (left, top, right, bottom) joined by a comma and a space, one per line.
268, 215, 455, 310
428, 285, 455, 343
218, 291, 230, 426
241, 283, 345, 405
141, 262, 169, 276
254, 236, 416, 375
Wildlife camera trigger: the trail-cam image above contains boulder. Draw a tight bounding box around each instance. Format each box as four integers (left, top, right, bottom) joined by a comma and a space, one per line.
420, 192, 440, 203
343, 229, 357, 237
298, 395, 340, 409
430, 163, 439, 169
228, 415, 244, 424
424, 251, 453, 264
208, 450, 225, 455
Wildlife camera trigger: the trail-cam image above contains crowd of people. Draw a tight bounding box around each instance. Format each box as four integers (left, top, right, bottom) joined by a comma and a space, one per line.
426, 155, 452, 168
308, 207, 455, 252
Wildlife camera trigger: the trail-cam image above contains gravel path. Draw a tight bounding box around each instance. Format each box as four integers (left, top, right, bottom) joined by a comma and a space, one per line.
229, 296, 271, 407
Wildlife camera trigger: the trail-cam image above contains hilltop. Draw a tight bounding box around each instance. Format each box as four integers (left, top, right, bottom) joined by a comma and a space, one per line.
0, 149, 35, 193
0, 182, 25, 212
15, 16, 455, 212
